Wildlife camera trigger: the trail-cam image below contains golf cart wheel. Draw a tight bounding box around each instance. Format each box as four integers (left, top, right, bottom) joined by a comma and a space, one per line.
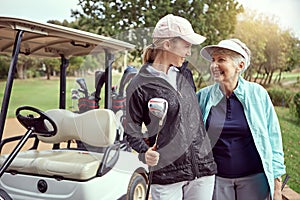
127, 173, 146, 200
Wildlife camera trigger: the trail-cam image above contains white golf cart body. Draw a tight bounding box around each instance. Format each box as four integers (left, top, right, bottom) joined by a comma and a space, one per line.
0, 16, 148, 200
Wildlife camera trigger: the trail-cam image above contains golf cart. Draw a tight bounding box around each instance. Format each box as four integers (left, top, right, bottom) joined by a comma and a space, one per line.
0, 16, 148, 200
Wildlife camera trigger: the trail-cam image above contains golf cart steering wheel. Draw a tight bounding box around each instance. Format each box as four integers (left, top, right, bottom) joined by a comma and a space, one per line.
15, 106, 57, 137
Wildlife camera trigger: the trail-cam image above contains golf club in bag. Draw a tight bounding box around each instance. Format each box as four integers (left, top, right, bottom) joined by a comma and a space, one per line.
112, 66, 137, 148
73, 77, 96, 113
93, 70, 106, 104
76, 77, 89, 98
145, 98, 168, 200
112, 66, 137, 114
73, 66, 137, 115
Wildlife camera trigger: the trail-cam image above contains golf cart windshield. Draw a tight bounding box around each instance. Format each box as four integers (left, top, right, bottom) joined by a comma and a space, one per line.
0, 16, 135, 142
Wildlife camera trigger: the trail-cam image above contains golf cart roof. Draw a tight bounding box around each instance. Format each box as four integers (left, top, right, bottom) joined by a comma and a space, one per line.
0, 16, 135, 58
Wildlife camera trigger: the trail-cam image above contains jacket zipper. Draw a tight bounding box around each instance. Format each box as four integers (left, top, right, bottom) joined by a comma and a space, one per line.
178, 89, 199, 179
190, 145, 200, 178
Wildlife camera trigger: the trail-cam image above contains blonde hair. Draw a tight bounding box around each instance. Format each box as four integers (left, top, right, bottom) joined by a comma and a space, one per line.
143, 37, 180, 64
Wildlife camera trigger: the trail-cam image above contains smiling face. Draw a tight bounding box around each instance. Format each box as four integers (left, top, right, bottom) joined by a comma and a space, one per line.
166, 38, 192, 67
209, 48, 245, 85
149, 37, 192, 73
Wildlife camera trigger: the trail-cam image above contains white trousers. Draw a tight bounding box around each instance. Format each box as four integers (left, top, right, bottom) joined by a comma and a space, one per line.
151, 175, 215, 200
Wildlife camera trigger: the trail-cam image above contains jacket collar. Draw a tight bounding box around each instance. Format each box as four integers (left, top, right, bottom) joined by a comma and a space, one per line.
211, 76, 248, 110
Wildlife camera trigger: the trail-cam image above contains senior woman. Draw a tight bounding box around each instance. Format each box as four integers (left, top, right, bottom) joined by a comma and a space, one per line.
197, 38, 286, 200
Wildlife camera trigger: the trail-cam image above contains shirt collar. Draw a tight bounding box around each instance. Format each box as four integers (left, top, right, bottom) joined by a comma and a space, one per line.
146, 65, 179, 77
211, 76, 247, 109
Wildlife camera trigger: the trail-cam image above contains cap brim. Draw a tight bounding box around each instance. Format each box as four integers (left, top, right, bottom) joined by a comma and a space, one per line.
200, 41, 249, 62
200, 45, 220, 61
181, 33, 206, 45
200, 39, 250, 73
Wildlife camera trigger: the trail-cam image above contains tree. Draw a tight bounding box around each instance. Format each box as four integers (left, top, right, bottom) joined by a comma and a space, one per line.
68, 56, 85, 76
234, 11, 300, 85
70, 0, 243, 88
279, 32, 300, 81
16, 56, 39, 79
0, 55, 11, 79
42, 58, 60, 80
71, 0, 243, 61
234, 11, 268, 82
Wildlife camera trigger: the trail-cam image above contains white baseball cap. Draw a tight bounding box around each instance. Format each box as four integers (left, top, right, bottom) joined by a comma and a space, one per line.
152, 14, 206, 45
200, 38, 251, 71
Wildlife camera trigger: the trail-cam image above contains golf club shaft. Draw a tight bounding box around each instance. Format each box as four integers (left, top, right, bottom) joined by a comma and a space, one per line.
145, 125, 161, 200
146, 98, 168, 200
145, 168, 153, 200
281, 174, 290, 191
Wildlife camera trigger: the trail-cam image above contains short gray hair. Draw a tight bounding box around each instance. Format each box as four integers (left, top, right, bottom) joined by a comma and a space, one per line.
211, 48, 245, 67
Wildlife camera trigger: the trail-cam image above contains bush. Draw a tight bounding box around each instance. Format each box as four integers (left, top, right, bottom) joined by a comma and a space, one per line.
267, 88, 294, 107
293, 92, 300, 119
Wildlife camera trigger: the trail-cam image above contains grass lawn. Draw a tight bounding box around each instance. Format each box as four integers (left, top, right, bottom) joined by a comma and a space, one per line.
253, 71, 300, 82
275, 107, 300, 193
0, 73, 123, 117
0, 76, 299, 193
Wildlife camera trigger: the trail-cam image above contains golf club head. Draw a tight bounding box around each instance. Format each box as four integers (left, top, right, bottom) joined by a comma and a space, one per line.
148, 98, 168, 125
71, 95, 80, 100
118, 66, 137, 97
95, 70, 106, 90
71, 89, 80, 100
76, 77, 89, 98
71, 88, 79, 94
94, 70, 106, 102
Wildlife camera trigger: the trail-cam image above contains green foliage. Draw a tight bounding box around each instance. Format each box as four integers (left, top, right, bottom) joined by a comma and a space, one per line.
267, 87, 294, 108
0, 55, 11, 79
0, 1, 244, 79
71, 0, 244, 62
68, 56, 85, 76
42, 58, 60, 72
80, 55, 103, 71
234, 11, 300, 85
293, 92, 300, 119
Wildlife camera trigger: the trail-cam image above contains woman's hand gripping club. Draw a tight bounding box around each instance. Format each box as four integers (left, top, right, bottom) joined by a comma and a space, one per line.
145, 98, 168, 200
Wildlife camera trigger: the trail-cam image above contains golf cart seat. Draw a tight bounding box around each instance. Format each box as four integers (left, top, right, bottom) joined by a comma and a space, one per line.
0, 108, 120, 181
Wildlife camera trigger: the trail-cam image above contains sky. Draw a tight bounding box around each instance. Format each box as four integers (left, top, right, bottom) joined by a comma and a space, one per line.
0, 0, 299, 38
237, 0, 300, 38
0, 0, 80, 22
